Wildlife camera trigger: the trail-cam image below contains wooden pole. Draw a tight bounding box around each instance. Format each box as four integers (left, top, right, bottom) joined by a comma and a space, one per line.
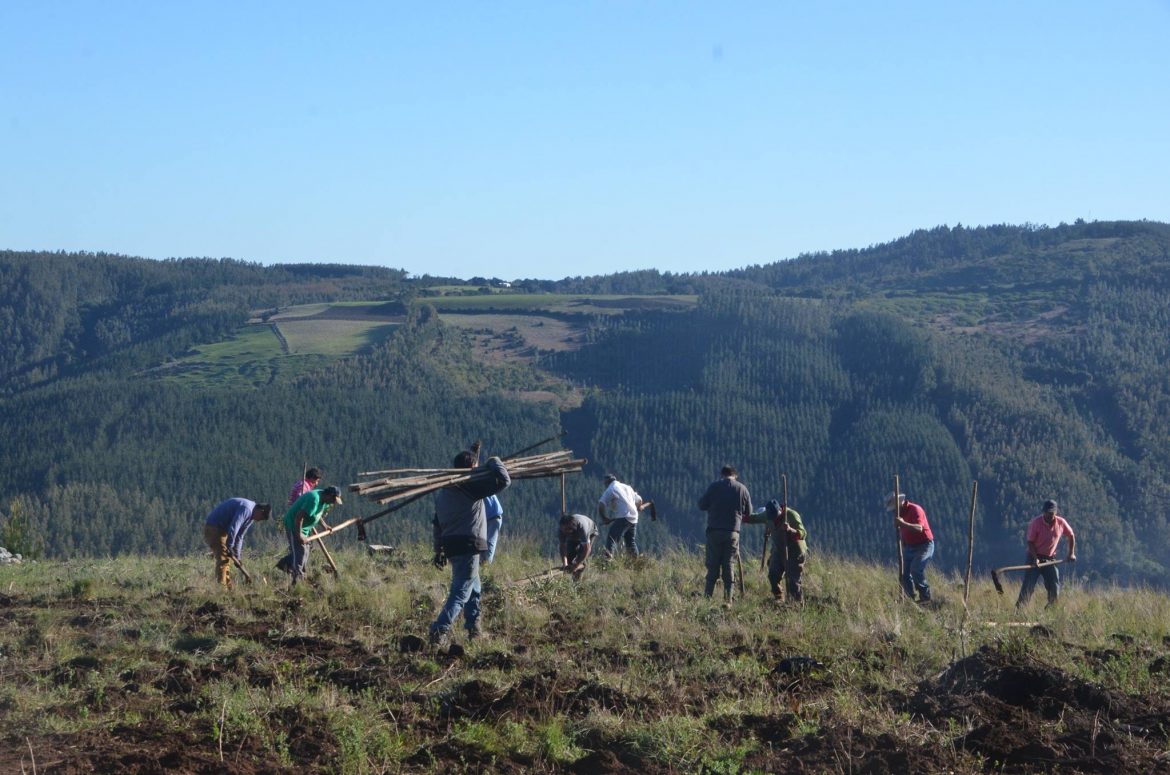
231, 557, 253, 584
561, 472, 567, 517
312, 526, 340, 575
894, 474, 904, 600
964, 480, 978, 604
761, 474, 786, 571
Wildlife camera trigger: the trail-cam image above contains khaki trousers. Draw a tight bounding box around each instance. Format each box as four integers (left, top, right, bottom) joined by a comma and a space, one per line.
203, 524, 232, 589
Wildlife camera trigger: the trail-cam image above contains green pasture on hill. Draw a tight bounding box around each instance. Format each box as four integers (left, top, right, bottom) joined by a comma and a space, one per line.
159, 303, 404, 389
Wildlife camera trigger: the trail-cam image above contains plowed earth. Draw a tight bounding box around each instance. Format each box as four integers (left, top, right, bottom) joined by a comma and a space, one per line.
3, 591, 1169, 773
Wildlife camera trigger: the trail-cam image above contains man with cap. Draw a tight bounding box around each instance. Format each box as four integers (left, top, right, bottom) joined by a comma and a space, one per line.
282, 485, 342, 586
744, 499, 808, 602
429, 443, 511, 647
597, 474, 650, 560
698, 465, 753, 604
559, 513, 598, 580
276, 467, 324, 574
203, 498, 271, 589
1016, 499, 1077, 609
887, 492, 935, 602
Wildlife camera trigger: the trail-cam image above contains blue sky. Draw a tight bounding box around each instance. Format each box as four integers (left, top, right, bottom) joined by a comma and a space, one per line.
2, 2, 1168, 280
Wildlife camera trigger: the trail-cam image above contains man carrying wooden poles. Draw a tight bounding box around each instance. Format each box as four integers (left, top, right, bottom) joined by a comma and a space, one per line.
428, 442, 511, 648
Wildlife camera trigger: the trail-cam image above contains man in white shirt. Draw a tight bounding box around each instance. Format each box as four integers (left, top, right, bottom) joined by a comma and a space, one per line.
598, 474, 650, 559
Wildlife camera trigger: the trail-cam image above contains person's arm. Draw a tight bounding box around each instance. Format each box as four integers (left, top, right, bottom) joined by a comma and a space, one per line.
1066, 529, 1077, 562
786, 510, 806, 541
560, 535, 569, 567
895, 516, 924, 532
597, 502, 610, 524
698, 485, 712, 512
461, 457, 511, 499
294, 511, 308, 544
229, 518, 253, 560
572, 540, 593, 573
895, 505, 925, 533
318, 505, 333, 533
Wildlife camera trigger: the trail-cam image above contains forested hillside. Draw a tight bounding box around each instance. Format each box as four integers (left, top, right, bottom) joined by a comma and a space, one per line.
2, 222, 1169, 585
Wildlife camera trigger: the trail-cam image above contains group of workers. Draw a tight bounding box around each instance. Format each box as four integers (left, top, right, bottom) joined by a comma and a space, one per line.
201, 449, 1079, 647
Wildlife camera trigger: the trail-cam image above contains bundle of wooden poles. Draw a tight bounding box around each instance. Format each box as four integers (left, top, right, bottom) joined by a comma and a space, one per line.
306, 447, 585, 544
350, 449, 586, 506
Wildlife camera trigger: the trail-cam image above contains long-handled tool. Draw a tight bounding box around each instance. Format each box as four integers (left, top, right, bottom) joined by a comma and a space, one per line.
310, 526, 340, 575
510, 565, 574, 588
231, 557, 254, 585
893, 475, 904, 599
991, 559, 1065, 594
734, 548, 745, 597
762, 475, 788, 571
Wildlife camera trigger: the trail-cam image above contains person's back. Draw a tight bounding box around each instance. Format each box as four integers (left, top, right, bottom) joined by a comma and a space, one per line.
435, 457, 510, 557
699, 476, 752, 533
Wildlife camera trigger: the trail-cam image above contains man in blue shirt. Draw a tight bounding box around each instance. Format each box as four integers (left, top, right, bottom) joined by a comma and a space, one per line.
203, 498, 272, 589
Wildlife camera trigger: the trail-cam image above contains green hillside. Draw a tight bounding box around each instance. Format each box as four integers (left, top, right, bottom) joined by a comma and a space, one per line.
1, 222, 1170, 585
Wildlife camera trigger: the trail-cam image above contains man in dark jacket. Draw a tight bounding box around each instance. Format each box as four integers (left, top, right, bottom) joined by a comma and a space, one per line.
429, 445, 511, 647
698, 465, 753, 604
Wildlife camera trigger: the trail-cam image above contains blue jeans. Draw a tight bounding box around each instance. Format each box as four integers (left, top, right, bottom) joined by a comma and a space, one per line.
1016, 557, 1060, 608
285, 526, 310, 583
605, 519, 639, 558
901, 541, 934, 600
481, 516, 503, 564
431, 553, 481, 635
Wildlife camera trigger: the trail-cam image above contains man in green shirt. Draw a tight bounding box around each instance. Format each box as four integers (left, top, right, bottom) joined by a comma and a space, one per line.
744, 499, 808, 603
281, 486, 342, 585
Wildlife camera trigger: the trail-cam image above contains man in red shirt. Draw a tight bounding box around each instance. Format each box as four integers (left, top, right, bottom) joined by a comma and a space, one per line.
887, 492, 935, 602
1016, 499, 1077, 609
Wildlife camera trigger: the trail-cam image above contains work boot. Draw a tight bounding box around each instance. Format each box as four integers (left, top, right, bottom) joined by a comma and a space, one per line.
429, 629, 450, 650
467, 621, 484, 640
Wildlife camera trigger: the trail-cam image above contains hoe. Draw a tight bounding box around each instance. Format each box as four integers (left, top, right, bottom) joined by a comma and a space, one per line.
990, 559, 1065, 594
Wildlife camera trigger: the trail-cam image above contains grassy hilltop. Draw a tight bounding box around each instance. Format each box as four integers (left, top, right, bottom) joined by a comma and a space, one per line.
3, 547, 1170, 774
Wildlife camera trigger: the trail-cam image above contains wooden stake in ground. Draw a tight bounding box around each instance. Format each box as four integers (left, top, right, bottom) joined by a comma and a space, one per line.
964, 480, 978, 604
560, 472, 567, 517
735, 547, 745, 598
894, 474, 904, 600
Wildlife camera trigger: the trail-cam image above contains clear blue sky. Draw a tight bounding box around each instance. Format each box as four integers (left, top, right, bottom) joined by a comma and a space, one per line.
2, 2, 1168, 280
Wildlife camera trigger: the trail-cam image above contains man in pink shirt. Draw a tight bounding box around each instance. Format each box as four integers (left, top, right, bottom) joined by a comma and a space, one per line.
287, 467, 322, 507
1016, 499, 1077, 609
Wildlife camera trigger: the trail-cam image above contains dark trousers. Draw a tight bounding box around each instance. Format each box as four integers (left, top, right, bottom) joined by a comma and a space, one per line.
768, 540, 805, 601
1016, 556, 1060, 607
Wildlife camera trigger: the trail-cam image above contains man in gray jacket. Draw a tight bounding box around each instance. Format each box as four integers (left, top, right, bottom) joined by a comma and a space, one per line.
698, 465, 753, 604
429, 445, 511, 647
